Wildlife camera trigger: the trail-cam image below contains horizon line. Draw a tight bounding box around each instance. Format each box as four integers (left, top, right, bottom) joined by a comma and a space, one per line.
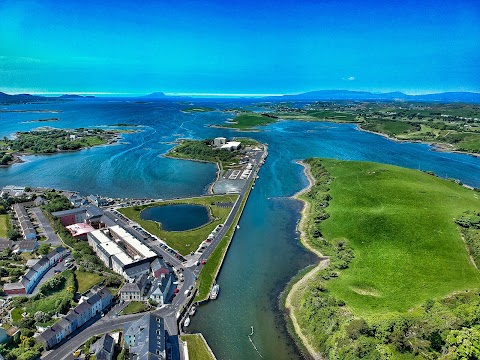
2, 89, 480, 98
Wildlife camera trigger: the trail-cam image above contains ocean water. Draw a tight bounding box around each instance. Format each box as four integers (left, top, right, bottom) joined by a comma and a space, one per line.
1, 99, 479, 359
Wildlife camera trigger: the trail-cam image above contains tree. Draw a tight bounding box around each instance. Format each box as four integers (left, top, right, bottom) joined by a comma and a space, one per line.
7, 228, 20, 240
444, 327, 480, 359
37, 243, 51, 255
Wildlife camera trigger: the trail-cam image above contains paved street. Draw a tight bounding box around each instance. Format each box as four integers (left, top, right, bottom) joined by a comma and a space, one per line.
31, 207, 62, 246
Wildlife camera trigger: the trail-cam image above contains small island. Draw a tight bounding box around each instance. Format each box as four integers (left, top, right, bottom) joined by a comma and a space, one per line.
214, 112, 278, 130
165, 137, 261, 169
0, 128, 121, 166
182, 106, 215, 113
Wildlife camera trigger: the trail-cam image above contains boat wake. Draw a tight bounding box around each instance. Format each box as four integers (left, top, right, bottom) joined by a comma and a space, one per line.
248, 326, 263, 358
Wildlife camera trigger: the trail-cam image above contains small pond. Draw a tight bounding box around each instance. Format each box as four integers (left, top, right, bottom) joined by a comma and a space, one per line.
140, 204, 210, 231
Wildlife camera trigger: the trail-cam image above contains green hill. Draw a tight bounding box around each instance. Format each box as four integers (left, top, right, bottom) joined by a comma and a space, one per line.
294, 158, 480, 359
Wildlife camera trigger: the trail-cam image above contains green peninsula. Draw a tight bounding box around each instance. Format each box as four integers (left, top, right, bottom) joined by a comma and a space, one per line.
289, 158, 480, 359
217, 112, 277, 130
0, 128, 120, 166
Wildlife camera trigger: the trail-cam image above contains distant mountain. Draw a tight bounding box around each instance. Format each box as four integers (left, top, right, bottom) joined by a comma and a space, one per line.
58, 94, 96, 99
0, 92, 45, 103
263, 90, 480, 103
141, 92, 167, 99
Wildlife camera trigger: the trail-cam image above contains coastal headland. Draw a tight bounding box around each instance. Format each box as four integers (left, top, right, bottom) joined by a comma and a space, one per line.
286, 158, 480, 359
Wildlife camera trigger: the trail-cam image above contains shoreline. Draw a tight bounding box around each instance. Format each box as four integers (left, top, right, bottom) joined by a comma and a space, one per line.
285, 160, 330, 360
356, 125, 480, 158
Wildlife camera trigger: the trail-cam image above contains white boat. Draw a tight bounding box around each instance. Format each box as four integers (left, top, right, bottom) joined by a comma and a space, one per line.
189, 306, 196, 316
236, 225, 240, 229
184, 316, 191, 327
210, 284, 220, 300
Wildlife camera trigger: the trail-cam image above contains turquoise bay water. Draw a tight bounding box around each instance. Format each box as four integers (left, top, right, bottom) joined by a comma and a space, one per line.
1, 99, 479, 359
140, 204, 210, 231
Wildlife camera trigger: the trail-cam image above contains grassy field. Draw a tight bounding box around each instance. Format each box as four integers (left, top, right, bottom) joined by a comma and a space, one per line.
181, 334, 215, 360
220, 113, 276, 129
75, 270, 103, 294
120, 301, 149, 315
0, 214, 10, 238
311, 159, 480, 316
118, 195, 237, 255
13, 270, 77, 318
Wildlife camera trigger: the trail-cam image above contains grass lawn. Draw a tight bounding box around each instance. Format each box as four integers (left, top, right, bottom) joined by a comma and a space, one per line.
118, 195, 237, 255
11, 307, 23, 322
221, 113, 276, 129
75, 270, 103, 294
24, 270, 76, 316
311, 159, 480, 318
120, 301, 149, 315
181, 334, 215, 360
0, 214, 11, 238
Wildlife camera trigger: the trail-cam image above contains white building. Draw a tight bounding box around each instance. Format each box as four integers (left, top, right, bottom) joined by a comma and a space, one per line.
213, 137, 227, 147
221, 141, 241, 151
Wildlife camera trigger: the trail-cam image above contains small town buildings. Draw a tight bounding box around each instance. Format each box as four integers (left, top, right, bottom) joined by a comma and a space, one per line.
3, 247, 69, 295
33, 196, 46, 206
151, 258, 169, 279
124, 314, 166, 360
14, 240, 39, 253
38, 287, 112, 350
69, 194, 88, 208
52, 207, 87, 226
0, 239, 13, 252
149, 276, 171, 305
213, 137, 227, 147
119, 273, 149, 301
66, 222, 95, 240
87, 195, 109, 207
52, 205, 103, 227
13, 203, 36, 240
91, 333, 115, 360
0, 186, 25, 198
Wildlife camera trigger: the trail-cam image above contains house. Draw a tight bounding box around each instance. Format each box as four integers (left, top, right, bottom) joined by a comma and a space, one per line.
34, 196, 46, 206
151, 258, 169, 279
69, 194, 88, 208
46, 247, 69, 266
91, 333, 115, 360
120, 274, 149, 301
3, 282, 26, 295
13, 203, 36, 240
14, 240, 38, 253
38, 328, 59, 350
64, 311, 80, 333
0, 239, 12, 252
97, 287, 113, 309
124, 314, 166, 360
148, 276, 171, 305
87, 294, 103, 317
87, 195, 109, 207
38, 287, 112, 350
74, 301, 92, 328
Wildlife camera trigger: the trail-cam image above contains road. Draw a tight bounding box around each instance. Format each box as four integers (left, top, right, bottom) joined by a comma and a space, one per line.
43, 305, 179, 360
31, 207, 62, 246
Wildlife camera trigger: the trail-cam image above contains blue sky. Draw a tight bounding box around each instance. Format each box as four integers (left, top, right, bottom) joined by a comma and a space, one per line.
0, 0, 479, 95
